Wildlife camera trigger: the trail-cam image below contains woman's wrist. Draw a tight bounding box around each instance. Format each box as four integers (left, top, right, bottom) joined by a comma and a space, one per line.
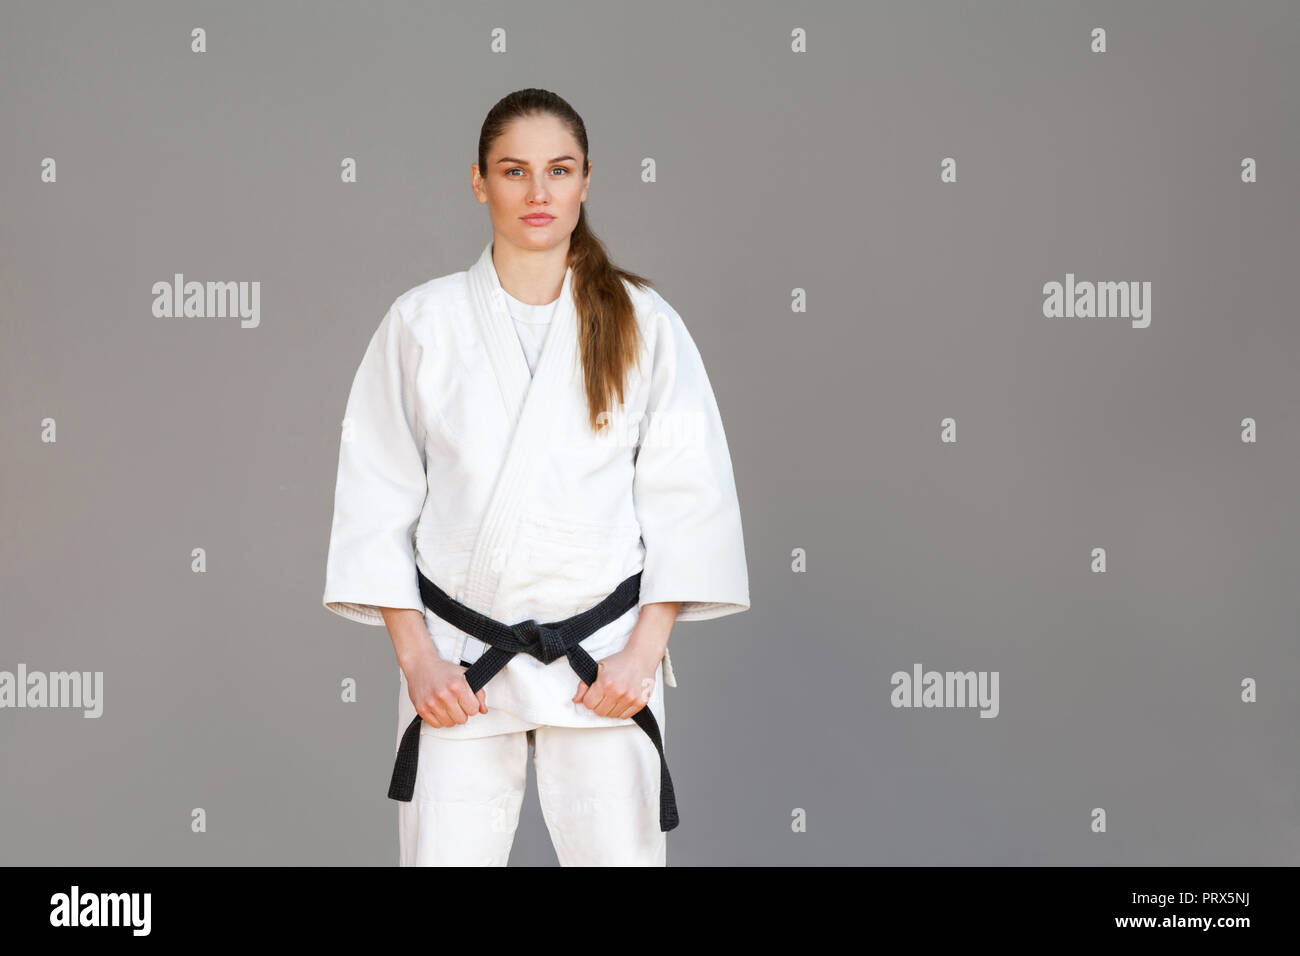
381, 607, 433, 668
625, 601, 681, 666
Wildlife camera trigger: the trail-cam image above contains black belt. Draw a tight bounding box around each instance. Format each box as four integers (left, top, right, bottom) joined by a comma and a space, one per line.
387, 568, 679, 832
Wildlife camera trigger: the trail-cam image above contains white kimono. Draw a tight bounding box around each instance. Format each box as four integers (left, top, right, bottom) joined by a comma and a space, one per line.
323, 240, 749, 748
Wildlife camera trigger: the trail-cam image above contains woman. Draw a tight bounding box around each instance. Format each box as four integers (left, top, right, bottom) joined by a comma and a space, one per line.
323, 88, 749, 866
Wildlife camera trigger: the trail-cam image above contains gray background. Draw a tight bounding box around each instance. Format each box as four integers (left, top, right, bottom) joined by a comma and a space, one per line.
2, 0, 1297, 865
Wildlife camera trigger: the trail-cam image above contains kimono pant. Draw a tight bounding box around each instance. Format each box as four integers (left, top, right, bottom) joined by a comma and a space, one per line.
397, 722, 667, 866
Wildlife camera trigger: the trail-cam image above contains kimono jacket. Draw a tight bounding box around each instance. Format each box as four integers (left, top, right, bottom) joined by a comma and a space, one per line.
323, 240, 750, 745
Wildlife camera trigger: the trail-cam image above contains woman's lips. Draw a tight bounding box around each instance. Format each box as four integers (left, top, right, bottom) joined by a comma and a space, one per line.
521, 214, 555, 226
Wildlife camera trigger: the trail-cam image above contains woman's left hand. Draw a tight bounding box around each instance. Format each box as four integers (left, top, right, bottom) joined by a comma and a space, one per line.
573, 646, 658, 719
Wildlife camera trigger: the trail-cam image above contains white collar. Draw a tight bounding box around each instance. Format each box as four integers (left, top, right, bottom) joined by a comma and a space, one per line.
466, 240, 577, 429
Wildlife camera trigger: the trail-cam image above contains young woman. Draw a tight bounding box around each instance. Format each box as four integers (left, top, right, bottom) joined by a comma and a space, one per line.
323, 88, 749, 866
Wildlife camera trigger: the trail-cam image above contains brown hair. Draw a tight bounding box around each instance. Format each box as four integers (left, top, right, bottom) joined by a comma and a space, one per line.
478, 88, 655, 432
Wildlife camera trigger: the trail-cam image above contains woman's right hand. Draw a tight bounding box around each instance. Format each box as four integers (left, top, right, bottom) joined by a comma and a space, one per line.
400, 639, 488, 728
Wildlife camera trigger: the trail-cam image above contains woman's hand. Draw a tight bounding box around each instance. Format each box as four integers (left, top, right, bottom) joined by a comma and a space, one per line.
573, 645, 660, 719
400, 639, 488, 728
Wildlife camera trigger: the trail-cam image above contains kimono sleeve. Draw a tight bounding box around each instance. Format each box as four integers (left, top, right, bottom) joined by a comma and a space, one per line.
632, 293, 751, 624
322, 302, 428, 626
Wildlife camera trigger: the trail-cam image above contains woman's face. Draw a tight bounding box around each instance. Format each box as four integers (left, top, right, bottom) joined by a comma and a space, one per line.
473, 113, 590, 254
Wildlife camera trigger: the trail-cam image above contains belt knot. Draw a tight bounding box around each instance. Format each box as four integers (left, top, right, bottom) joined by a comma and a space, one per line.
513, 618, 568, 664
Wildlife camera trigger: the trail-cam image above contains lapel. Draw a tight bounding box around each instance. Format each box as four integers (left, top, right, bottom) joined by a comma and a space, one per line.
460, 240, 577, 619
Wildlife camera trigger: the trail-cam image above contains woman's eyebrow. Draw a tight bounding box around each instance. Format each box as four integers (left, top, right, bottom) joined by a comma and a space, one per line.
495, 155, 578, 165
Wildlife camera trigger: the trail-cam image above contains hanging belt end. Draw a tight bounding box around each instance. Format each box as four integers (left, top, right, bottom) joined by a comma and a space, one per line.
388, 781, 415, 803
